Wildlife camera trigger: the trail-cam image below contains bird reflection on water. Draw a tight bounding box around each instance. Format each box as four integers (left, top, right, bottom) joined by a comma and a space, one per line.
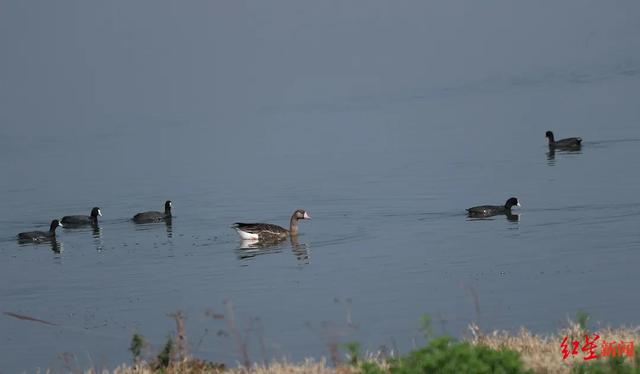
92, 225, 104, 251
466, 212, 520, 222
290, 235, 310, 264
165, 218, 173, 239
132, 218, 173, 239
236, 235, 310, 265
546, 147, 583, 166
49, 239, 63, 253
506, 212, 520, 222
92, 225, 101, 238
16, 238, 64, 254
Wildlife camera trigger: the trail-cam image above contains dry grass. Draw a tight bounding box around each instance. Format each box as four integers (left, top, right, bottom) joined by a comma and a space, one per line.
468, 321, 640, 374
107, 359, 341, 374
46, 322, 639, 374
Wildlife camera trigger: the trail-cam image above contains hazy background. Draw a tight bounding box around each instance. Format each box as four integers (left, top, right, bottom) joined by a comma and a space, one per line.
1, 1, 640, 372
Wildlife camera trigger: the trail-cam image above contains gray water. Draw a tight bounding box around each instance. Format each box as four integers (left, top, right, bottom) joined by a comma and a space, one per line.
2, 1, 640, 372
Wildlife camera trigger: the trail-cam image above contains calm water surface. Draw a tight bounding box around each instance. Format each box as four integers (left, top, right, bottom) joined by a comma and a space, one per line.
2, 2, 640, 372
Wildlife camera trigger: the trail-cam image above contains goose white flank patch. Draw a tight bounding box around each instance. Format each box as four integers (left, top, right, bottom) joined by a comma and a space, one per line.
235, 229, 259, 240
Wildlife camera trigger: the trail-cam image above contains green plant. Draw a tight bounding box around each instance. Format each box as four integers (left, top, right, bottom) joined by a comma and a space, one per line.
156, 336, 173, 368
419, 314, 434, 340
571, 347, 640, 374
129, 333, 146, 362
572, 358, 638, 374
361, 361, 386, 374
576, 311, 590, 331
342, 341, 361, 366
387, 336, 531, 374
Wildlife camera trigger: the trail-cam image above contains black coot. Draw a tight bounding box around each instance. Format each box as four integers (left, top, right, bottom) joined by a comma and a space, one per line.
133, 200, 172, 223
467, 197, 520, 218
546, 131, 582, 148
61, 207, 101, 226
18, 220, 63, 241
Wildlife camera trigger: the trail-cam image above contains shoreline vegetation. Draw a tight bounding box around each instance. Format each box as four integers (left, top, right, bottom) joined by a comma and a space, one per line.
42, 314, 639, 374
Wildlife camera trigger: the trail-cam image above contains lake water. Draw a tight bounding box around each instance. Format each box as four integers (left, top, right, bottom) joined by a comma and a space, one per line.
1, 2, 640, 372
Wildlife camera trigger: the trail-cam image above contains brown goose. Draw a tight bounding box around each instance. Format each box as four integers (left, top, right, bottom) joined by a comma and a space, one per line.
546, 131, 582, 148
232, 209, 311, 241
